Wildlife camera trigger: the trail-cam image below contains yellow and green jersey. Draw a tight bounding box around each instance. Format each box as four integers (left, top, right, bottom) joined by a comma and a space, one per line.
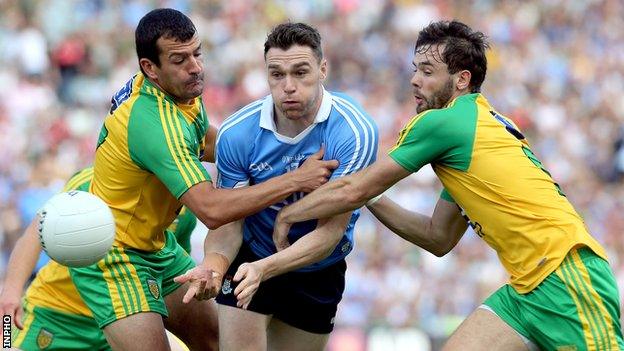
389, 93, 607, 293
93, 72, 209, 252
26, 166, 198, 316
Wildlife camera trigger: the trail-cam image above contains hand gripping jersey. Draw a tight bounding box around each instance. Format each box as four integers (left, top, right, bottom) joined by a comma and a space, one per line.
216, 89, 378, 271
389, 93, 607, 293
93, 72, 210, 252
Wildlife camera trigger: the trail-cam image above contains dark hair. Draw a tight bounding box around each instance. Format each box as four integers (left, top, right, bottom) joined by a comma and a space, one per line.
135, 8, 196, 72
264, 22, 323, 61
416, 20, 489, 93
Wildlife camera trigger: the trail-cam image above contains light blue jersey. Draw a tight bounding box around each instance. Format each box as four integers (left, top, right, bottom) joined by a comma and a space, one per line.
216, 88, 378, 271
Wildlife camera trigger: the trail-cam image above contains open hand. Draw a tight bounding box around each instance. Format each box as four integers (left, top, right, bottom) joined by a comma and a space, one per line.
233, 262, 264, 310
174, 264, 223, 303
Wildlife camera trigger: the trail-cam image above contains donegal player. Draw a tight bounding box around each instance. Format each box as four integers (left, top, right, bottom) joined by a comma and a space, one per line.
273, 20, 624, 350
0, 167, 200, 350
72, 8, 336, 351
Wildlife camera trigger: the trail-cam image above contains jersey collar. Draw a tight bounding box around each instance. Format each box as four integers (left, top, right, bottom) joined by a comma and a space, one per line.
259, 87, 333, 132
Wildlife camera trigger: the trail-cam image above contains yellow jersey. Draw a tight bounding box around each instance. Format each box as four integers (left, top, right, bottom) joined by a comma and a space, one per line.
389, 93, 607, 293
93, 72, 209, 252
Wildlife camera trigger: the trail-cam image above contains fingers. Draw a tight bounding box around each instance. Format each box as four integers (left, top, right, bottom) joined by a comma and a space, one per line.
322, 159, 339, 170
235, 285, 257, 309
310, 144, 325, 159
15, 307, 23, 330
182, 284, 199, 304
173, 269, 193, 284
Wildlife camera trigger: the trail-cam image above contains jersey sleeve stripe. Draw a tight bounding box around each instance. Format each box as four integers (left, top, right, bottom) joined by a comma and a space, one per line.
170, 104, 206, 182
164, 101, 200, 184
215, 104, 262, 147
151, 88, 193, 188
389, 110, 432, 152
331, 102, 361, 176
220, 100, 263, 130
63, 168, 94, 191
333, 96, 377, 172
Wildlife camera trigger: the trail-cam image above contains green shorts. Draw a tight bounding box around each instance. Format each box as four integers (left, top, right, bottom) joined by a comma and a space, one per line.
484, 247, 624, 350
12, 301, 110, 351
69, 231, 195, 328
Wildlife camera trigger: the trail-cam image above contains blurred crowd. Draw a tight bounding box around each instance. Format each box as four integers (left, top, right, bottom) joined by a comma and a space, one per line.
1, 0, 623, 348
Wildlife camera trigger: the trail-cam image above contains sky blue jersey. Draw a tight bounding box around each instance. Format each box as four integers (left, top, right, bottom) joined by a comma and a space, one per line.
216, 88, 378, 271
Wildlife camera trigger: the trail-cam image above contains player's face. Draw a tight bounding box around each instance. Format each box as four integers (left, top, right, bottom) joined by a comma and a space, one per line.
152, 34, 204, 103
410, 44, 455, 114
266, 45, 327, 121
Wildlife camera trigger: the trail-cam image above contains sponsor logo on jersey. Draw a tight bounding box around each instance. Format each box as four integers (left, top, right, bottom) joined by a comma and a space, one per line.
147, 278, 160, 299
249, 162, 273, 171
36, 328, 54, 349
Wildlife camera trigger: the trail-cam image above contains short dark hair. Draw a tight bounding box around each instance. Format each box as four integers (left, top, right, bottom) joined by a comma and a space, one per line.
264, 22, 323, 62
416, 20, 489, 93
135, 8, 196, 72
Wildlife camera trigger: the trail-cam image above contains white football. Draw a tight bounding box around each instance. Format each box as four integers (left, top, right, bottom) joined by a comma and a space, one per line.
38, 190, 115, 267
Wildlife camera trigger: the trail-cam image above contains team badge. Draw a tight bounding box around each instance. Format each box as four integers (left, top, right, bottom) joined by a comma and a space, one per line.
221, 276, 233, 295
36, 328, 54, 349
147, 278, 160, 299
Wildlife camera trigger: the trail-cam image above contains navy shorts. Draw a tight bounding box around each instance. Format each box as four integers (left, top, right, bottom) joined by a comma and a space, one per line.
216, 242, 347, 334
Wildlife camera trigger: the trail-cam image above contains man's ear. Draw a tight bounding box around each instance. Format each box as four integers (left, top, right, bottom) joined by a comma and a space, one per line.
319, 59, 328, 81
140, 58, 159, 80
455, 69, 472, 91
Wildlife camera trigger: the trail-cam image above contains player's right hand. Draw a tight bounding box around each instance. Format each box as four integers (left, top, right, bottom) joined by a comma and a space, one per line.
293, 146, 339, 193
0, 290, 24, 329
174, 264, 222, 303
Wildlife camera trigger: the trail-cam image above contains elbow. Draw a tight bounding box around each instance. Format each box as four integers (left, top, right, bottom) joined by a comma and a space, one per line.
429, 237, 454, 257
198, 205, 228, 230
430, 245, 452, 257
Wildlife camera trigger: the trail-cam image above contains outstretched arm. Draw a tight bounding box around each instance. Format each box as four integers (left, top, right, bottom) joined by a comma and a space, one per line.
367, 195, 468, 256
234, 212, 351, 309
0, 218, 42, 329
175, 220, 243, 303
181, 147, 339, 230
273, 154, 410, 250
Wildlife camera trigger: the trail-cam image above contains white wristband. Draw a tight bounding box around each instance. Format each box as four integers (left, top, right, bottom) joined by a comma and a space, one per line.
366, 194, 383, 206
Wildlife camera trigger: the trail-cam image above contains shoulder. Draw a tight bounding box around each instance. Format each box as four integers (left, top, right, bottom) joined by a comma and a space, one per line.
217, 99, 263, 145
327, 91, 378, 136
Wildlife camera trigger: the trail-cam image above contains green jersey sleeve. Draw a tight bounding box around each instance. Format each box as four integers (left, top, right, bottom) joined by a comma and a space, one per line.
388, 102, 477, 173
128, 99, 211, 199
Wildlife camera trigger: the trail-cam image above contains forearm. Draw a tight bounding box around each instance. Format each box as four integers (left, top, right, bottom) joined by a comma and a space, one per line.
367, 196, 436, 250
260, 229, 338, 280
183, 175, 300, 230
2, 221, 42, 295
279, 175, 371, 224
261, 213, 350, 280
367, 196, 468, 256
203, 220, 243, 264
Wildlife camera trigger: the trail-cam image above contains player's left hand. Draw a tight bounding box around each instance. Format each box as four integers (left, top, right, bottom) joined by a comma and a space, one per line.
174, 264, 222, 303
273, 213, 292, 251
233, 262, 264, 309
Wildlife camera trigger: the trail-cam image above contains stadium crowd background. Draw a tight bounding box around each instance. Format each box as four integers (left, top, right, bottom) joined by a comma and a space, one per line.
0, 0, 622, 349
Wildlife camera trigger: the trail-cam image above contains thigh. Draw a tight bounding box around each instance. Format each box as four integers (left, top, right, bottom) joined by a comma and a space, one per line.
216, 244, 277, 316
161, 231, 196, 297
69, 247, 168, 328
218, 304, 271, 351
12, 302, 110, 351
443, 308, 528, 351
164, 282, 218, 351
103, 311, 169, 351
531, 248, 624, 350
267, 318, 329, 351
273, 260, 347, 334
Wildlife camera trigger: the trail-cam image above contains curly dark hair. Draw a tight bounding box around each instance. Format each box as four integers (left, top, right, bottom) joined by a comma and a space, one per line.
416, 20, 490, 93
